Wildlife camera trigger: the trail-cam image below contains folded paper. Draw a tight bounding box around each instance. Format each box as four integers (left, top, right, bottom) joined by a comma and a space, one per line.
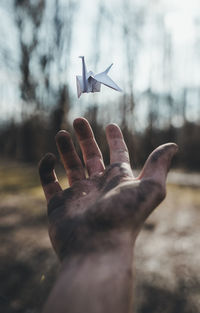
76, 56, 122, 98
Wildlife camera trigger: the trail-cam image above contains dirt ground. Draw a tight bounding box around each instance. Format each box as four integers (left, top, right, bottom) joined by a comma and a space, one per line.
0, 161, 200, 313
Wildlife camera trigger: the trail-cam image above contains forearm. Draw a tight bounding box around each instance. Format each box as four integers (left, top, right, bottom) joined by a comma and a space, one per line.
43, 235, 135, 313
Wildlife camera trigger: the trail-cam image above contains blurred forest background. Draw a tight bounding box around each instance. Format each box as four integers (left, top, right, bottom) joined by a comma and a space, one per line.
0, 0, 200, 313
0, 0, 200, 168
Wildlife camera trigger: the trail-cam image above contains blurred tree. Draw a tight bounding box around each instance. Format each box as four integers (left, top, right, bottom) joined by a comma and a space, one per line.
13, 0, 78, 161
15, 0, 45, 116
50, 0, 78, 132
93, 0, 106, 70
120, 0, 146, 127
177, 121, 200, 170
14, 0, 46, 160
162, 27, 174, 127
182, 88, 188, 123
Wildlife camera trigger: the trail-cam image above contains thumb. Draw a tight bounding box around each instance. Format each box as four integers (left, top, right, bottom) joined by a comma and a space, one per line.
138, 143, 178, 187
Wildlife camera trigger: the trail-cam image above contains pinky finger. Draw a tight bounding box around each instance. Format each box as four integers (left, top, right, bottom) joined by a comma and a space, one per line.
39, 153, 62, 203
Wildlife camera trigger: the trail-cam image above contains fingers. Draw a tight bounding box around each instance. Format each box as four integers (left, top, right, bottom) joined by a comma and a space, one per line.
139, 143, 178, 187
106, 123, 130, 164
73, 117, 105, 176
55, 130, 86, 186
39, 153, 62, 203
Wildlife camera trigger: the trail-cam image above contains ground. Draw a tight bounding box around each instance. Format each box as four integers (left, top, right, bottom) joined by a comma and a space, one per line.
0, 160, 200, 313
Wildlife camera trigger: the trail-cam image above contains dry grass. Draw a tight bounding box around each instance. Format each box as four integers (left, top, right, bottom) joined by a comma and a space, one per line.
135, 183, 200, 313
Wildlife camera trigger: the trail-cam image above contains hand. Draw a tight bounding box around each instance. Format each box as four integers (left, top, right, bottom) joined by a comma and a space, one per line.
39, 117, 177, 261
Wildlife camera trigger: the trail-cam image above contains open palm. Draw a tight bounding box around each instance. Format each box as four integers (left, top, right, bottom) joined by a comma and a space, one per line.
39, 118, 177, 261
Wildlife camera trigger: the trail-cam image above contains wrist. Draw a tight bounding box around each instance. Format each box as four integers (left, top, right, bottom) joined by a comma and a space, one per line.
56, 228, 136, 263
45, 230, 135, 313
44, 244, 135, 313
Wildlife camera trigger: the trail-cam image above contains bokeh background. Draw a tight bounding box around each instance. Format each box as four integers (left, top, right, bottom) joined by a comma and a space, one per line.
0, 0, 200, 312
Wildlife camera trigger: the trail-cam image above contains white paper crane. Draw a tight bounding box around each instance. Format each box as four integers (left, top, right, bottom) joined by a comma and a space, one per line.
76, 56, 122, 98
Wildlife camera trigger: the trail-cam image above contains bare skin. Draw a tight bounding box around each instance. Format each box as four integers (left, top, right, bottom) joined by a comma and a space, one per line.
39, 117, 178, 313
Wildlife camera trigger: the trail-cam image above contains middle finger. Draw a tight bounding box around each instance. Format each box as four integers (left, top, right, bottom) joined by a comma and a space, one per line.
73, 117, 105, 176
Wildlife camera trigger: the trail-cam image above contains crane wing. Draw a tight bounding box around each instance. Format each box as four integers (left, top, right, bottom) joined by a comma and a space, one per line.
94, 72, 122, 92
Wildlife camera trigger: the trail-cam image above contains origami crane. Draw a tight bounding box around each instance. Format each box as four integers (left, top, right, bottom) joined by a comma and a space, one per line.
76, 56, 122, 98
